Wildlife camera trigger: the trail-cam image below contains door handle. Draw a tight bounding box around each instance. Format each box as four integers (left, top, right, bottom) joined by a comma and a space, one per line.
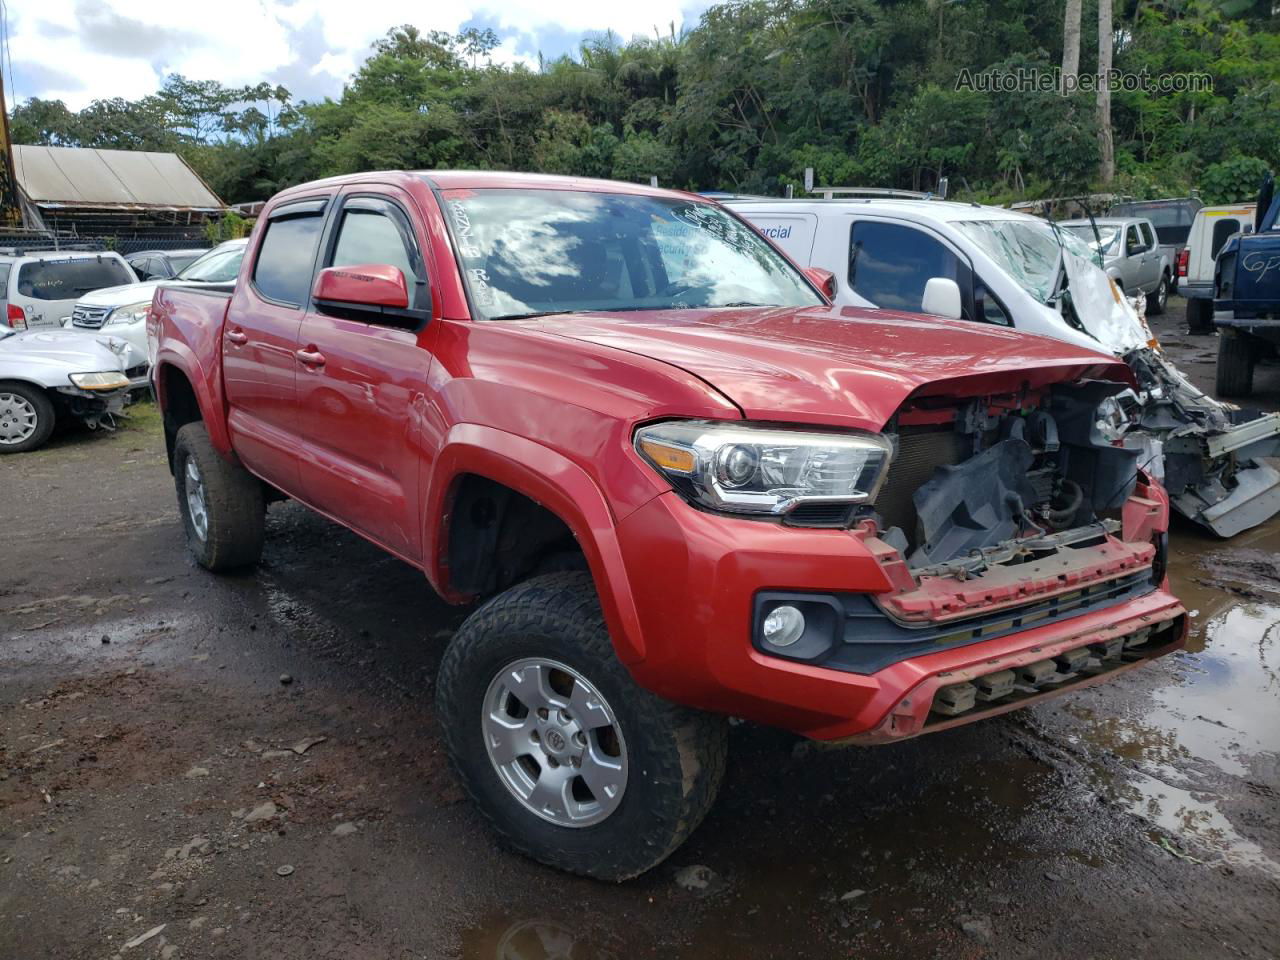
295, 347, 326, 368
225, 328, 248, 345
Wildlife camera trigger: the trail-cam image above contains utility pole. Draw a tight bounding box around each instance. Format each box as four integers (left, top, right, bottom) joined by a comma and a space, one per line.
0, 61, 23, 226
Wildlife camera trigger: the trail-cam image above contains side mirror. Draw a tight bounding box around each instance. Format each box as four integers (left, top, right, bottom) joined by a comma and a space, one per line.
312, 264, 410, 311
921, 277, 963, 320
803, 266, 837, 300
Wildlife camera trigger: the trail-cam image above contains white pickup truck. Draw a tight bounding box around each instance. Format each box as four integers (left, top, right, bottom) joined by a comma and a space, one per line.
727, 195, 1280, 537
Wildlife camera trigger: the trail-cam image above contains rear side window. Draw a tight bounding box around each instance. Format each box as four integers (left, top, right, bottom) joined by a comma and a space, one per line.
253, 213, 325, 306
1211, 218, 1243, 260
15, 257, 133, 300
849, 221, 971, 316
1140, 223, 1157, 248
0, 263, 11, 300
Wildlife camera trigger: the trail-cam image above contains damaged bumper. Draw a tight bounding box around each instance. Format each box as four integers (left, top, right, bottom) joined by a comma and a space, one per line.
1128, 347, 1280, 537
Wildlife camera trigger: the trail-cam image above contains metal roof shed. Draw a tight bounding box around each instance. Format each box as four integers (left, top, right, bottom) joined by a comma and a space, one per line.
11, 144, 225, 216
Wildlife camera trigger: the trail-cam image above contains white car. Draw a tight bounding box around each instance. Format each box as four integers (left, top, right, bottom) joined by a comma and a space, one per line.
66, 239, 248, 354
0, 326, 147, 453
726, 194, 1280, 537
0, 250, 137, 331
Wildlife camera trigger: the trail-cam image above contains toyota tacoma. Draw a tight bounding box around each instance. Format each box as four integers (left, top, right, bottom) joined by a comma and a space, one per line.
150, 172, 1186, 880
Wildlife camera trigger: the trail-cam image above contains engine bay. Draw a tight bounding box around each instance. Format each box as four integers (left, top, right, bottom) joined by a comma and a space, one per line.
875, 380, 1145, 575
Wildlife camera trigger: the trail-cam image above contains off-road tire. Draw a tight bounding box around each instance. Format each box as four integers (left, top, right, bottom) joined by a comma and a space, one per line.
173, 422, 265, 571
1146, 273, 1169, 315
1186, 297, 1213, 335
436, 572, 728, 881
1216, 328, 1255, 398
0, 381, 55, 454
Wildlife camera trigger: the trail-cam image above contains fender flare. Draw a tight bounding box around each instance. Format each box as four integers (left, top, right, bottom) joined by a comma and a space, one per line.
154, 342, 235, 460
425, 422, 647, 664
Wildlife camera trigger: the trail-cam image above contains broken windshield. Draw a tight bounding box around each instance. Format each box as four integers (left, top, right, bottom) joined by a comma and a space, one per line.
439, 188, 823, 320
1060, 223, 1120, 255
954, 218, 1100, 305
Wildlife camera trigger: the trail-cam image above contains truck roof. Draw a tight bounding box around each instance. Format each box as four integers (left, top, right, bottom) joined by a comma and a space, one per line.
722, 197, 1046, 225
268, 170, 704, 205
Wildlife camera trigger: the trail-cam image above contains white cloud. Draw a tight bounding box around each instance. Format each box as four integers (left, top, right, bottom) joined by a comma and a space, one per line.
4, 0, 700, 110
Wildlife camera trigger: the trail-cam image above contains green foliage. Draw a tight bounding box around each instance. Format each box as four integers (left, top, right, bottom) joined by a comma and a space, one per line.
7, 1, 1279, 203
203, 210, 251, 244
1200, 155, 1272, 204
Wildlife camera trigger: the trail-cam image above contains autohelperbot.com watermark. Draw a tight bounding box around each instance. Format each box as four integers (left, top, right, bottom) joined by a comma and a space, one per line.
956, 66, 1212, 96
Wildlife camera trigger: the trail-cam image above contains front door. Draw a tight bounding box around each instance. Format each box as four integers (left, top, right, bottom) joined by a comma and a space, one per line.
221, 197, 329, 494
292, 186, 436, 562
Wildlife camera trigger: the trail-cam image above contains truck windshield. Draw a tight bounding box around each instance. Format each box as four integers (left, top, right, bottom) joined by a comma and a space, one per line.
176, 244, 245, 283
954, 218, 1100, 305
440, 189, 823, 320
1060, 223, 1120, 254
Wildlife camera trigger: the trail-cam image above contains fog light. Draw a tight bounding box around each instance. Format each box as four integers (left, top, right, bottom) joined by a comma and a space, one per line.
762, 605, 805, 647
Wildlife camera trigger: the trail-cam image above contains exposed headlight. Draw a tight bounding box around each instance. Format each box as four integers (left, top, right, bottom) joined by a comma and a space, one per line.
634, 420, 892, 517
106, 301, 151, 326
69, 371, 131, 390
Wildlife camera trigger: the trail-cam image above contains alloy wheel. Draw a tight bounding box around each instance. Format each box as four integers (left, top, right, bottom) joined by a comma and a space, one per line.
482, 657, 628, 827
185, 458, 209, 541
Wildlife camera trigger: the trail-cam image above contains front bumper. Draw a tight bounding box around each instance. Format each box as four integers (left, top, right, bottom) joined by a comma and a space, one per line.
615, 491, 1184, 741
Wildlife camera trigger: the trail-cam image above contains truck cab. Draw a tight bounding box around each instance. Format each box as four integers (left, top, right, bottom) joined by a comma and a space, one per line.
1213, 174, 1280, 397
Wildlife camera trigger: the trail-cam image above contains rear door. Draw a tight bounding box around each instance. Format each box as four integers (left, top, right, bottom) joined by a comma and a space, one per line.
222, 197, 330, 494
292, 184, 436, 561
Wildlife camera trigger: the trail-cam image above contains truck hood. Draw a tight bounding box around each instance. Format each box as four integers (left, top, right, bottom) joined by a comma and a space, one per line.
530, 306, 1130, 430
0, 328, 143, 385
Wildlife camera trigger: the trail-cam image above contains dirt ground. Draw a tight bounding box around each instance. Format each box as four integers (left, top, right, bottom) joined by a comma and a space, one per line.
2, 300, 1278, 960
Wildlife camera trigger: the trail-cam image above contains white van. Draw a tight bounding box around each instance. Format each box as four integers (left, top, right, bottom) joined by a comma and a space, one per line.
1181, 203, 1255, 332
725, 195, 1280, 537
0, 250, 137, 331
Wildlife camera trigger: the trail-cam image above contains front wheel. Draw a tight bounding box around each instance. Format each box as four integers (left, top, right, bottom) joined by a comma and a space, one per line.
0, 382, 55, 454
436, 572, 728, 881
173, 422, 265, 571
1146, 273, 1169, 315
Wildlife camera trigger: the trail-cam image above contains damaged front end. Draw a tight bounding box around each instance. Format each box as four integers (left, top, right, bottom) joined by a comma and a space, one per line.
1058, 243, 1280, 537
53, 381, 130, 432
1121, 346, 1280, 537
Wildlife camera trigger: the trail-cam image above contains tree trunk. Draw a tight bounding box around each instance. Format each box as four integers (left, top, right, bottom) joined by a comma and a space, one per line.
1061, 0, 1082, 90
1097, 0, 1115, 184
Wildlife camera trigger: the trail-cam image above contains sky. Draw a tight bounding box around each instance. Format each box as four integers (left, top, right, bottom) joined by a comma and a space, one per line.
1, 0, 711, 111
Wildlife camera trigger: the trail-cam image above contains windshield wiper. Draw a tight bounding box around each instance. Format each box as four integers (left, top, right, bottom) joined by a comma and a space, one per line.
714, 301, 777, 307
486, 309, 589, 321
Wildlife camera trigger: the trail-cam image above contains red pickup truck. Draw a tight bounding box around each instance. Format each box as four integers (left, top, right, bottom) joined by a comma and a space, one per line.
151, 171, 1186, 880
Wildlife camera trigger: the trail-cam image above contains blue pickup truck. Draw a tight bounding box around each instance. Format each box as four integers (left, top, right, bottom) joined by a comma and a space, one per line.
1215, 174, 1280, 396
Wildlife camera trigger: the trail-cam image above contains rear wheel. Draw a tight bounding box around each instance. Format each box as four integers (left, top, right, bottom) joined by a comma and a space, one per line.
1216, 328, 1255, 398
0, 382, 56, 454
1146, 273, 1169, 315
1186, 297, 1213, 335
173, 422, 265, 570
436, 572, 728, 881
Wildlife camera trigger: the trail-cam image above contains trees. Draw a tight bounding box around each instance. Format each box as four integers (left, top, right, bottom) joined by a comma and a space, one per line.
5, 1, 1277, 202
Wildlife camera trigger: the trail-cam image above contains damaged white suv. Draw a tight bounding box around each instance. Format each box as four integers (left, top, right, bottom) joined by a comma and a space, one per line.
728, 195, 1280, 537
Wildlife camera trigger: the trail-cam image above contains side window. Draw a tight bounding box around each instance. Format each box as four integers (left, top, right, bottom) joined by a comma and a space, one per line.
0, 263, 11, 303
974, 280, 1011, 325
1210, 218, 1241, 260
253, 211, 325, 307
849, 221, 972, 317
1140, 223, 1157, 248
1125, 225, 1143, 254
330, 208, 417, 288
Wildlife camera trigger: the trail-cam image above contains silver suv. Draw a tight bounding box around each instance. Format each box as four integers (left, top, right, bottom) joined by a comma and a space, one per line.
0, 250, 137, 331
1057, 217, 1173, 314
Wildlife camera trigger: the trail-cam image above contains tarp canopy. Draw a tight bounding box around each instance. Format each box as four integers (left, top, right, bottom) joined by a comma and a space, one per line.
11, 145, 225, 212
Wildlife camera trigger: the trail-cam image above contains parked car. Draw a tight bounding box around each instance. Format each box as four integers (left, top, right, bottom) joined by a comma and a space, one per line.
153, 171, 1186, 879
1182, 203, 1256, 333
1106, 197, 1202, 287
0, 251, 136, 331
0, 325, 146, 453
68, 239, 248, 357
1057, 217, 1172, 314
727, 196, 1280, 537
1213, 174, 1280, 397
126, 248, 208, 281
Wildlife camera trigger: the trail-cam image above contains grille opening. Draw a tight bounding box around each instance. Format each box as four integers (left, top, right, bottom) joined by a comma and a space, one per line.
874, 424, 965, 549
